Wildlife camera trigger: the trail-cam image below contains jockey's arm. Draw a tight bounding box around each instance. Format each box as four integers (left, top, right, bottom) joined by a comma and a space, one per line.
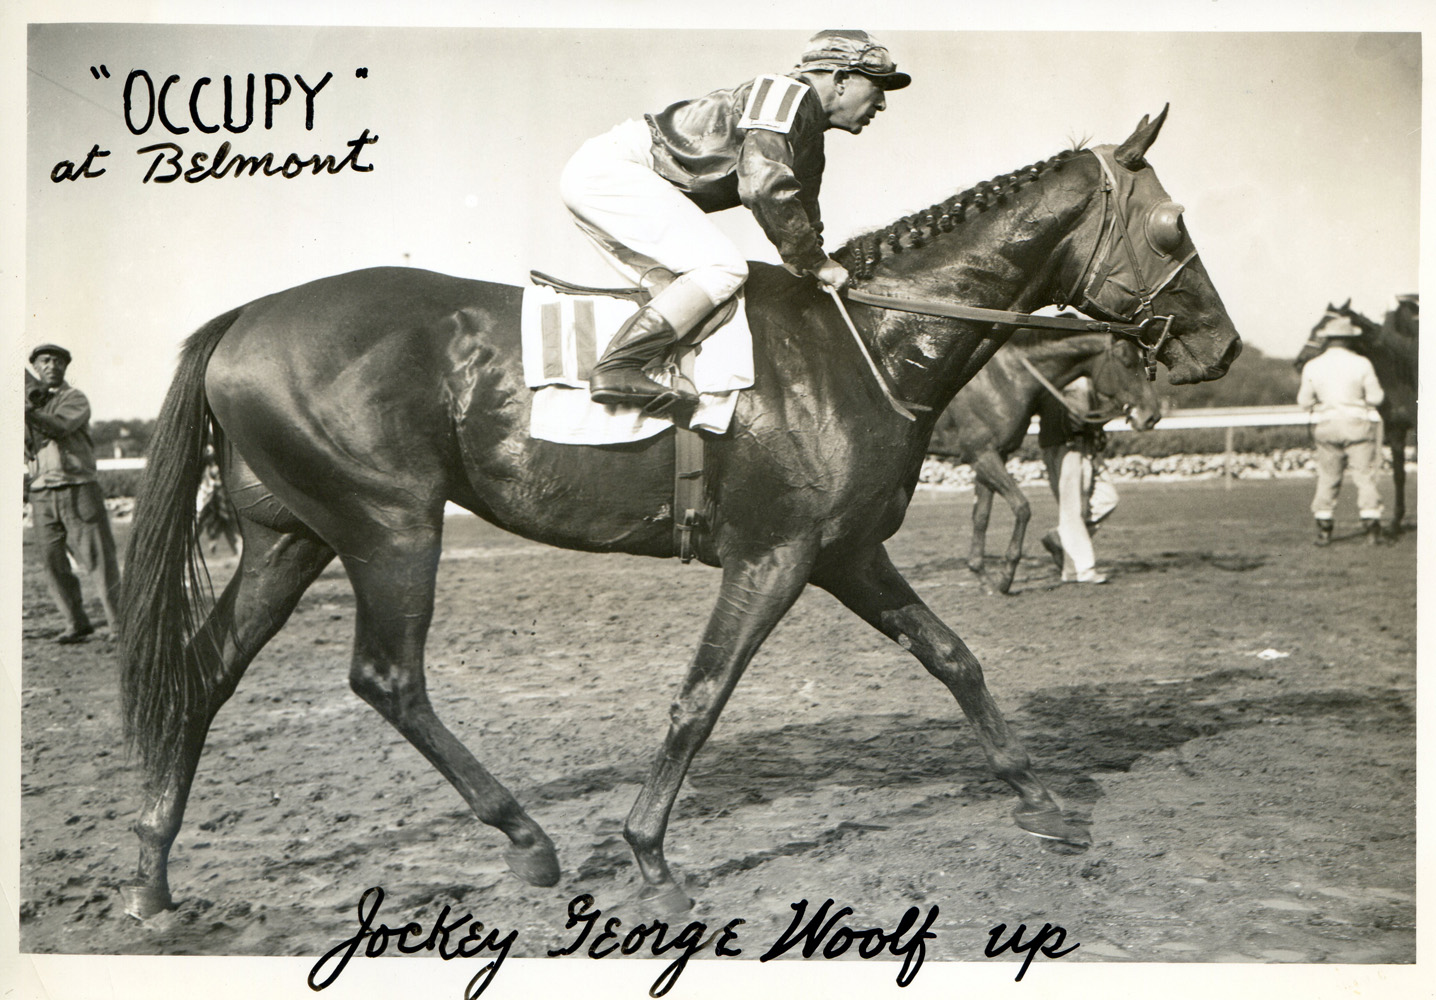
736, 127, 831, 281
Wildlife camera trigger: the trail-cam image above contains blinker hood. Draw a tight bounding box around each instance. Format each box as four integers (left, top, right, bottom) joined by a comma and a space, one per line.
1077, 145, 1197, 323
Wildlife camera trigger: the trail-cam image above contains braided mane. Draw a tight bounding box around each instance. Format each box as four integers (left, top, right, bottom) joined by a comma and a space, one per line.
833, 148, 1086, 285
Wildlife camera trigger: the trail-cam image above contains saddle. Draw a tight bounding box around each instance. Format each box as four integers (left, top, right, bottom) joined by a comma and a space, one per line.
527, 269, 739, 563
529, 269, 740, 351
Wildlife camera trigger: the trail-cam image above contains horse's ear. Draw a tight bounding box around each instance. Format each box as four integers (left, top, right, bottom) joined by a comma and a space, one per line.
1341, 298, 1353, 311
1114, 103, 1170, 169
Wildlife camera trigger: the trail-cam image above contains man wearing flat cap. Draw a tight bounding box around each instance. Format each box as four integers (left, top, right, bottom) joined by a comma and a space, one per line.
1297, 314, 1386, 546
25, 343, 122, 643
560, 29, 911, 406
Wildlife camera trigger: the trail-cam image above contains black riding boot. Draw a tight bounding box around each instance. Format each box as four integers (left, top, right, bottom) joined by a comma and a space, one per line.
1362, 518, 1387, 545
1314, 518, 1333, 547
589, 304, 679, 407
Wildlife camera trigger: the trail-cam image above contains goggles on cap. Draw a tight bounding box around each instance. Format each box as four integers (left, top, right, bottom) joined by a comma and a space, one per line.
797, 32, 910, 88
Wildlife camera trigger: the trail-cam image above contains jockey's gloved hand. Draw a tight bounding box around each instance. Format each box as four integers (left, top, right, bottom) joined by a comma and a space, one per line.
813, 258, 851, 293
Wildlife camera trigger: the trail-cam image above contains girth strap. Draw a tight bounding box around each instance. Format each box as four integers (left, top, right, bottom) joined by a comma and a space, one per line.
672, 350, 705, 563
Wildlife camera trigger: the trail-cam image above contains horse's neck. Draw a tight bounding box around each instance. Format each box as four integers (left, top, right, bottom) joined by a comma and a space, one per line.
857, 159, 1103, 411
1369, 328, 1418, 371
1021, 334, 1107, 384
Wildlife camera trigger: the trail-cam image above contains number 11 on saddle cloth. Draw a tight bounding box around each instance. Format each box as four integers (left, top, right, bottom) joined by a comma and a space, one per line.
520, 284, 755, 445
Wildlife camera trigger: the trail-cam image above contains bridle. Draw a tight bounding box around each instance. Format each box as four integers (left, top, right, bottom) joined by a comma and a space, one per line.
841, 146, 1198, 384
1017, 335, 1141, 426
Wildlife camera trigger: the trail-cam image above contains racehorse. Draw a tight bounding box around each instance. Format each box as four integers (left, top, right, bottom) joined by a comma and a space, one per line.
929, 331, 1161, 595
1296, 299, 1418, 535
118, 108, 1241, 918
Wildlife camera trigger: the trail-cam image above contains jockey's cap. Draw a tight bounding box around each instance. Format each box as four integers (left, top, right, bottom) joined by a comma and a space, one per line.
795, 29, 911, 90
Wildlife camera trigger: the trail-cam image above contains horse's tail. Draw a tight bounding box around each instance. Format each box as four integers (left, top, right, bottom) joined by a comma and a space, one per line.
120, 307, 242, 772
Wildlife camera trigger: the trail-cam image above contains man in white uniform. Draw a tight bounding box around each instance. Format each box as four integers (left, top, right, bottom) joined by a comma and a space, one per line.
1297, 313, 1386, 545
1038, 376, 1117, 584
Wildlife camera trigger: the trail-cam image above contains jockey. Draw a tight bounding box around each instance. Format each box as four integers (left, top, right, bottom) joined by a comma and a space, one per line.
560, 29, 911, 407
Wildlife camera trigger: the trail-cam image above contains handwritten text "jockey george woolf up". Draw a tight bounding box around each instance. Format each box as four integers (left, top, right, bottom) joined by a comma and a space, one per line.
308, 887, 1080, 997
49, 65, 379, 184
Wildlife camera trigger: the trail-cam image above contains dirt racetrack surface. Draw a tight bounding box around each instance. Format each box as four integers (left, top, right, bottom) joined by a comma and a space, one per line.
18, 476, 1416, 971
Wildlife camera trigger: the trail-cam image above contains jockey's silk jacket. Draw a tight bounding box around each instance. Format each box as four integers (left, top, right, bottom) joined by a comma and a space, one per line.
645, 76, 828, 274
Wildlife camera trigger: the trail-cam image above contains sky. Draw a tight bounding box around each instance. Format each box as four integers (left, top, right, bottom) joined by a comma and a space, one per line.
12, 13, 1423, 421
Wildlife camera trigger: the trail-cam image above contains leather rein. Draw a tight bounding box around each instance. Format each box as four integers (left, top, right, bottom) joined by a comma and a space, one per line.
843, 289, 1176, 383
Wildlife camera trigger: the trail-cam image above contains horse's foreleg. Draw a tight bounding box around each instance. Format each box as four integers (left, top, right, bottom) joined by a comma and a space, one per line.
124, 524, 334, 919
343, 530, 559, 888
969, 451, 1029, 595
812, 545, 1089, 847
967, 481, 994, 575
1389, 429, 1407, 535
624, 539, 817, 908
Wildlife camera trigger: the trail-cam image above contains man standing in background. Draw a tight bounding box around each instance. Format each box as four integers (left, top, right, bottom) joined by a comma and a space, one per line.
25, 343, 122, 643
1037, 376, 1118, 585
1297, 314, 1386, 546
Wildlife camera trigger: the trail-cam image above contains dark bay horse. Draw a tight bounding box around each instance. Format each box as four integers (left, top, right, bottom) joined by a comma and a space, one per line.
1296, 298, 1418, 535
929, 331, 1161, 594
118, 109, 1241, 918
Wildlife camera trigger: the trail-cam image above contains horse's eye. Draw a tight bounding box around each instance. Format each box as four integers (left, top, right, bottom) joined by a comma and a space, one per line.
1146, 201, 1186, 256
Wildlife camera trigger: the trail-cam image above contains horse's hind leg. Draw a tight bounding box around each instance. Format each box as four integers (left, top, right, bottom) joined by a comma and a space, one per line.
341, 529, 559, 887
124, 517, 335, 918
812, 545, 1090, 847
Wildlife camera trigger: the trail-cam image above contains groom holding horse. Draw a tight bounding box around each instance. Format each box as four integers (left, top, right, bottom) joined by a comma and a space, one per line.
559, 29, 910, 407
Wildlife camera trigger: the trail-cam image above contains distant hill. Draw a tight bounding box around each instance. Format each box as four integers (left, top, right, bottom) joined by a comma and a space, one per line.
1157, 344, 1300, 409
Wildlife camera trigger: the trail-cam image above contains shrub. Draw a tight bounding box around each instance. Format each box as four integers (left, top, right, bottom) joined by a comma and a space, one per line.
96, 468, 145, 499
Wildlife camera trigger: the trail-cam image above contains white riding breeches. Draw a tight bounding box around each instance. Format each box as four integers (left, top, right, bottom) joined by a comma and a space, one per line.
559, 119, 749, 312
1043, 446, 1118, 582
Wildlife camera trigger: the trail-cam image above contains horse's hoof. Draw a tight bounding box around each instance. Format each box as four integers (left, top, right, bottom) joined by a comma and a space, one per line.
119, 882, 173, 920
1013, 806, 1092, 850
632, 880, 694, 916
970, 570, 1000, 596
504, 838, 561, 887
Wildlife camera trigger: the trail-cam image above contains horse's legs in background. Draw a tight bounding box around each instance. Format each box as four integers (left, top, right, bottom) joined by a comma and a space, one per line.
967, 481, 994, 576
624, 539, 818, 908
1388, 426, 1407, 536
342, 526, 560, 887
968, 450, 1030, 595
124, 518, 335, 918
812, 545, 1090, 846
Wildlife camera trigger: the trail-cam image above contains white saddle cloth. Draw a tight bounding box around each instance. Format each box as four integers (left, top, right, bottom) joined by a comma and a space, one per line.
521, 285, 755, 444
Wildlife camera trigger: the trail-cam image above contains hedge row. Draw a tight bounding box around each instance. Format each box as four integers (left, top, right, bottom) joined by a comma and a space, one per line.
95, 431, 1410, 501
919, 446, 1414, 490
